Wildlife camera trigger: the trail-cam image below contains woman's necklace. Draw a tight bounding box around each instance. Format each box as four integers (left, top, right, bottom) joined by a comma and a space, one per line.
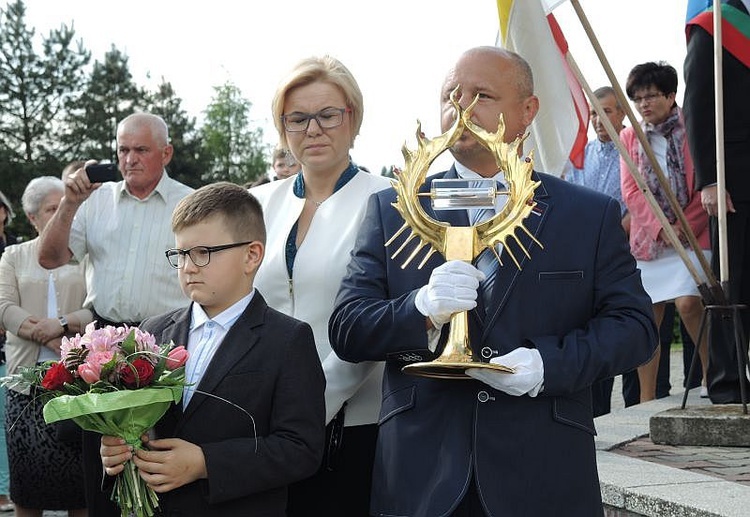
307, 196, 328, 208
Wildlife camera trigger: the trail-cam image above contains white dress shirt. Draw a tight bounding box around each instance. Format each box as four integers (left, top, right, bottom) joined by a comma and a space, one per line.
68, 172, 193, 322
183, 292, 253, 407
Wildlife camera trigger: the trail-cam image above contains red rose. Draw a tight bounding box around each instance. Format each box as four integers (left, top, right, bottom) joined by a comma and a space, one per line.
120, 358, 155, 388
41, 362, 75, 391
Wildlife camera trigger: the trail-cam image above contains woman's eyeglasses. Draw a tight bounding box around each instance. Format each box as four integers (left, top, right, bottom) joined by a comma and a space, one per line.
281, 107, 351, 132
631, 92, 665, 105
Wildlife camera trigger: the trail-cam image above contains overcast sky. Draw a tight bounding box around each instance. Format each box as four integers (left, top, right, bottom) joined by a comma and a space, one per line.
15, 0, 688, 175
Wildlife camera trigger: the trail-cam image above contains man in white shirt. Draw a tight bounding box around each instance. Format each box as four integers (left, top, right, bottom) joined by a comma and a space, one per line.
38, 111, 194, 516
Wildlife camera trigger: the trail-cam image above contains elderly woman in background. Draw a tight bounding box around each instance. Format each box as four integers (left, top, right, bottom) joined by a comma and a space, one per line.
0, 176, 92, 517
620, 62, 711, 402
250, 55, 390, 516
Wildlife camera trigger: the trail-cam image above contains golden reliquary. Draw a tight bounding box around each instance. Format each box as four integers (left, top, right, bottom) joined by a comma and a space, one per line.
386, 87, 542, 379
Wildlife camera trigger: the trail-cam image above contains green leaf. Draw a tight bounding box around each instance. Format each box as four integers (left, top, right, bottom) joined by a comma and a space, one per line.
121, 329, 137, 357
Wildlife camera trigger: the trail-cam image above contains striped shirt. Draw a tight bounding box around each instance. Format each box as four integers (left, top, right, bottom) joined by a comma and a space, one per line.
68, 172, 193, 322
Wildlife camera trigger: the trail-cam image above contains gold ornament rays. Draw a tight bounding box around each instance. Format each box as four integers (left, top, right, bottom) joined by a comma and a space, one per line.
386, 87, 543, 270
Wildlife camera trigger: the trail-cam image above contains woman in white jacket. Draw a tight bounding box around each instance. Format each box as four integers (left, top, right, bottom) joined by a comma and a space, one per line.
251, 55, 390, 516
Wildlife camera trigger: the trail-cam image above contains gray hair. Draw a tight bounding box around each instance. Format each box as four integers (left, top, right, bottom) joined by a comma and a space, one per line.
0, 190, 14, 225
593, 86, 622, 109
117, 112, 170, 146
21, 176, 64, 216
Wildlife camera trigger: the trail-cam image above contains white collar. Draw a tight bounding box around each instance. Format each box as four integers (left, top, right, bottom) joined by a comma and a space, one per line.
453, 161, 507, 185
190, 290, 254, 331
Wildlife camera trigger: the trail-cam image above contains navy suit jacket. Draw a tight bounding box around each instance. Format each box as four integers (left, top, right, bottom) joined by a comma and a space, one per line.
329, 169, 657, 517
140, 292, 326, 517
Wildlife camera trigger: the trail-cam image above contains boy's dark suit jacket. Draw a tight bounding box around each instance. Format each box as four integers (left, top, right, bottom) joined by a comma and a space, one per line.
140, 292, 326, 517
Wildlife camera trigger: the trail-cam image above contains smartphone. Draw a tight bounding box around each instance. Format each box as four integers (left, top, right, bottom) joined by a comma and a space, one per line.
85, 163, 118, 183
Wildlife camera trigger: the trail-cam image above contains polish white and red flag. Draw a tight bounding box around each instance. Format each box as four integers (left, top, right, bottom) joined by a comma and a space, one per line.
496, 0, 588, 176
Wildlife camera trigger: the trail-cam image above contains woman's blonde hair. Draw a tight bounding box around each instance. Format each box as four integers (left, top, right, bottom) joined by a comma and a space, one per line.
271, 55, 363, 149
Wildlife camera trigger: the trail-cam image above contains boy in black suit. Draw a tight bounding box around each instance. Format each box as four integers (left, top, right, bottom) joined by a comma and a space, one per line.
100, 182, 326, 516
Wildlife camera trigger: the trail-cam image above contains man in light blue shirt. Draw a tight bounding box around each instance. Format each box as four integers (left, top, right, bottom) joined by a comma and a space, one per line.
565, 86, 629, 235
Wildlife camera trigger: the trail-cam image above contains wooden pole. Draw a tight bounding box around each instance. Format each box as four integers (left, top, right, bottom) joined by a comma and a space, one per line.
712, 3, 729, 289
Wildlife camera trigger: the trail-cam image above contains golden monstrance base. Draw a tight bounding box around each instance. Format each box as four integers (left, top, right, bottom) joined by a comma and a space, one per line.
402, 360, 515, 380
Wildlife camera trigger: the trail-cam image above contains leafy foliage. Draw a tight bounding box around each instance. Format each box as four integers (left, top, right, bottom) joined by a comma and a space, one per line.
0, 0, 90, 162
145, 80, 209, 189
61, 46, 142, 161
200, 81, 269, 185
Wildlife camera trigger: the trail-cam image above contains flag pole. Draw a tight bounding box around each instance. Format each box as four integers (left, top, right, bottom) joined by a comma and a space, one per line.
712, 2, 729, 291
567, 0, 720, 301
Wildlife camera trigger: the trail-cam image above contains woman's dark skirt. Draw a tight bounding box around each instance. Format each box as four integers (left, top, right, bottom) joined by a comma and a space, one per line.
5, 388, 86, 509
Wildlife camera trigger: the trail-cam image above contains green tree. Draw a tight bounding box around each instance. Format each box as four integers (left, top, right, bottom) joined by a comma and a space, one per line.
200, 82, 268, 185
0, 0, 90, 162
0, 0, 90, 240
145, 79, 207, 189
62, 45, 142, 161
0, 156, 56, 241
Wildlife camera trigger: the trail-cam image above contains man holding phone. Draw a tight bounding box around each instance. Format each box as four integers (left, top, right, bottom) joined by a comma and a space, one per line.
84, 162, 119, 183
38, 111, 194, 516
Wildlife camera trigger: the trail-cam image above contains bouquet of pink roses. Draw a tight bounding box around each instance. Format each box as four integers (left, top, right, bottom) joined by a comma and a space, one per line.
2, 322, 189, 517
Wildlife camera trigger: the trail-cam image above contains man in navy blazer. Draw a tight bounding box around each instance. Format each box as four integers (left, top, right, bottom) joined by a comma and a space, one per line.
329, 47, 658, 516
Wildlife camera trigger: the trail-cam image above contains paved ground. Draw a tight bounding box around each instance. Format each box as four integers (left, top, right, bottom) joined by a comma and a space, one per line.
608, 349, 750, 488
613, 436, 750, 487
596, 349, 750, 516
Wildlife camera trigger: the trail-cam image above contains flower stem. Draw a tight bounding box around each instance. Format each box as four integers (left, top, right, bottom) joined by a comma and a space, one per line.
113, 459, 160, 517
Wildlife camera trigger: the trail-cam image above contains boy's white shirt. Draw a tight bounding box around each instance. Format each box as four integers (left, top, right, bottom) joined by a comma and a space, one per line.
183, 291, 254, 407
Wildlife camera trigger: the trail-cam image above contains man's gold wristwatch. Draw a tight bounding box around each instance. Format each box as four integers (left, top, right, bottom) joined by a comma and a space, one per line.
58, 315, 69, 334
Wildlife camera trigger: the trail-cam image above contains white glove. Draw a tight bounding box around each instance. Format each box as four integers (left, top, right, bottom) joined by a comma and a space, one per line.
415, 260, 484, 327
467, 348, 544, 397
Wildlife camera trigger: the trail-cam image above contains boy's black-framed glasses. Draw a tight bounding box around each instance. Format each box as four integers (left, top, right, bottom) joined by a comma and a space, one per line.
165, 242, 252, 269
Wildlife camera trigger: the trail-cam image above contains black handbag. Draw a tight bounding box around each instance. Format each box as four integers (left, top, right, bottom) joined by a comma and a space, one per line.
324, 402, 347, 472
